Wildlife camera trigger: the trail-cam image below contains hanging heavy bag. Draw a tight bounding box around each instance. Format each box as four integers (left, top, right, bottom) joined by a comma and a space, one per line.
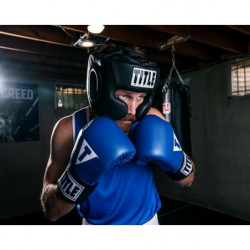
162, 79, 192, 158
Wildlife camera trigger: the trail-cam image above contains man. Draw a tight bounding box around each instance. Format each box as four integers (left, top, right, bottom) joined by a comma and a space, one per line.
40, 46, 194, 225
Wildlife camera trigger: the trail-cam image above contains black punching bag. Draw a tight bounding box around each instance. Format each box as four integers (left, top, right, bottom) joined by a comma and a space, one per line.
162, 80, 192, 157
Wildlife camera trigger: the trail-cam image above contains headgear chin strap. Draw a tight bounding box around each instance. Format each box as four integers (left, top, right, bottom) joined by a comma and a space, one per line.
86, 46, 160, 120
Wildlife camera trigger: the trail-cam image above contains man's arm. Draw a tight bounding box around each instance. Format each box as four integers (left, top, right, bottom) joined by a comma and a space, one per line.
147, 107, 195, 187
40, 115, 75, 222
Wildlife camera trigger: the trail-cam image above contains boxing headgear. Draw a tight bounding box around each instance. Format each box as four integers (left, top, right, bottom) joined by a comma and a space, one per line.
86, 46, 160, 120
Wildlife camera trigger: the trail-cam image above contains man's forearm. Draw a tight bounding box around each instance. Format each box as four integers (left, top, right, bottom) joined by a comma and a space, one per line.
175, 162, 195, 187
41, 183, 76, 222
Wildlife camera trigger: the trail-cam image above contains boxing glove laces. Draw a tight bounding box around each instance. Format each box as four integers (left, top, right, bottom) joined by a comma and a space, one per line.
57, 117, 136, 203
131, 115, 193, 180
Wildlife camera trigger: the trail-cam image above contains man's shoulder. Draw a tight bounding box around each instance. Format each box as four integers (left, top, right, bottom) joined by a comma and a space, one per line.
53, 115, 73, 137
147, 107, 166, 120
57, 106, 90, 128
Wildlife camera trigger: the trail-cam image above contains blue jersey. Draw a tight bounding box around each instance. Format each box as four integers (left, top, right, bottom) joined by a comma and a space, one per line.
73, 107, 161, 225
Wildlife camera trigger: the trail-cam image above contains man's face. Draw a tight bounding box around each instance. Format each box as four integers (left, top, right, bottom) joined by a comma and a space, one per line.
114, 89, 147, 133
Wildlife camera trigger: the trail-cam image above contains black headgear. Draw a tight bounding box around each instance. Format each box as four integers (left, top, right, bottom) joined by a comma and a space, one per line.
86, 46, 160, 120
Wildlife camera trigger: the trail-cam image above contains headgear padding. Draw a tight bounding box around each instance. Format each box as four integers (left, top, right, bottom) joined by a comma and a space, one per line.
86, 46, 160, 120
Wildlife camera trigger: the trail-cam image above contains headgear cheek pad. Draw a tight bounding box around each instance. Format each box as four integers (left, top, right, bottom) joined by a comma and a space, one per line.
86, 47, 160, 120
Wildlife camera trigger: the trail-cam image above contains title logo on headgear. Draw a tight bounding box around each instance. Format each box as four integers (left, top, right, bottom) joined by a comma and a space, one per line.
130, 67, 157, 89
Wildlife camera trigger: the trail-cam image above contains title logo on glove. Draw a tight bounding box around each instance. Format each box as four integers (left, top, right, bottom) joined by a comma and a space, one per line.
76, 139, 98, 165
173, 133, 182, 151
131, 68, 157, 89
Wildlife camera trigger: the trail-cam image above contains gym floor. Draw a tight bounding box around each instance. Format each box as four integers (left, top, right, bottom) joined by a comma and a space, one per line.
1, 197, 249, 225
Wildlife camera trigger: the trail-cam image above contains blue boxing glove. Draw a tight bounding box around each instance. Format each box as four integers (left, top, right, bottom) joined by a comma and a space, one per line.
58, 117, 136, 203
131, 115, 193, 180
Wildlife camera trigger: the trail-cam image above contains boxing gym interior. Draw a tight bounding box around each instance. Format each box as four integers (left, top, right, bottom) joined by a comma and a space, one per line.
1, 25, 250, 225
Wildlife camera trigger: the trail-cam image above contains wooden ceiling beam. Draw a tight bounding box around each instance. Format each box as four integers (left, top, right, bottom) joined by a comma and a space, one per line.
144, 47, 201, 67
146, 25, 189, 38
226, 25, 250, 36
61, 25, 221, 61
0, 33, 88, 61
59, 25, 171, 49
147, 25, 247, 54
0, 25, 229, 66
0, 25, 76, 47
61, 25, 200, 66
164, 40, 221, 61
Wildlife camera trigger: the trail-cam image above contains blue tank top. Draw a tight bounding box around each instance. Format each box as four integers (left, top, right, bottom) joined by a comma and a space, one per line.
73, 107, 161, 225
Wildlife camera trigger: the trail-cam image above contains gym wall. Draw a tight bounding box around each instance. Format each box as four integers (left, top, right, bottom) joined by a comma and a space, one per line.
0, 79, 74, 219
155, 58, 250, 222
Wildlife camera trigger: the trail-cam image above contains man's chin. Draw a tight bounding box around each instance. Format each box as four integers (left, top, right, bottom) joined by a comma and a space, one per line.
116, 121, 133, 133
115, 115, 137, 133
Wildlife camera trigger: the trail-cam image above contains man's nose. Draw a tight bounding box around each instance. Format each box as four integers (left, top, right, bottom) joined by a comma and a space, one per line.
127, 100, 137, 116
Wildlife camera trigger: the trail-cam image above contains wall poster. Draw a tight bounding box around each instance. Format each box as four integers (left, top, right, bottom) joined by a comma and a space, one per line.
0, 83, 39, 143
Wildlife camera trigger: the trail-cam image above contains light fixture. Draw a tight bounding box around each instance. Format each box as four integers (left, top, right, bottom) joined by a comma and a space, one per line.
80, 39, 95, 48
73, 34, 95, 48
87, 25, 105, 34
73, 28, 108, 48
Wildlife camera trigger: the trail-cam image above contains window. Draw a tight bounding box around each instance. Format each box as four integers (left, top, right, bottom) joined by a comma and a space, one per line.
231, 59, 250, 96
55, 85, 88, 110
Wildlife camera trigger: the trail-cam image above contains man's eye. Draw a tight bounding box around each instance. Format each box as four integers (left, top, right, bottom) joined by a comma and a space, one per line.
138, 95, 146, 100
119, 94, 127, 99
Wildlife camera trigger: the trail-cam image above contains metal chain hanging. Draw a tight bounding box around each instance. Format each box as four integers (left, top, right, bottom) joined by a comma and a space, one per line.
162, 45, 187, 93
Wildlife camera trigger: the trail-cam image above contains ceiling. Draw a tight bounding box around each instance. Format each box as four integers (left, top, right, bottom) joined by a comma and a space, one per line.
0, 25, 249, 86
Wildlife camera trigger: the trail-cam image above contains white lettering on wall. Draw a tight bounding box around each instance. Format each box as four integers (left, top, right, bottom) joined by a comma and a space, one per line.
0, 88, 34, 100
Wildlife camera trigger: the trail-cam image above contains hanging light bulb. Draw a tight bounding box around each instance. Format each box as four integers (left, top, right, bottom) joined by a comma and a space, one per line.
80, 40, 95, 48
73, 33, 95, 48
87, 25, 105, 34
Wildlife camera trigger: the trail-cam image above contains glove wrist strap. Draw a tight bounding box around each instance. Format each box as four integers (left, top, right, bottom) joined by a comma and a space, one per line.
57, 168, 97, 204
167, 152, 193, 180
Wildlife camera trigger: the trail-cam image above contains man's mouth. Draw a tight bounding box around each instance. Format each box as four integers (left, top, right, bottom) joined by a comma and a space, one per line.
120, 115, 137, 123
121, 120, 132, 124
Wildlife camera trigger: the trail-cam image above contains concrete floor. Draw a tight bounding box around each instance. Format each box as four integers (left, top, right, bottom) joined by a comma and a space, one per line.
158, 197, 249, 225
1, 197, 249, 225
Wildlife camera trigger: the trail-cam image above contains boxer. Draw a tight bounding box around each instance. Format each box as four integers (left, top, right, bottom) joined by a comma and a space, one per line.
41, 46, 194, 225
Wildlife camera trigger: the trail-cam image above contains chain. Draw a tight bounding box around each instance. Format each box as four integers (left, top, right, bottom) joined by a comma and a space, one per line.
171, 45, 176, 66
162, 45, 187, 93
